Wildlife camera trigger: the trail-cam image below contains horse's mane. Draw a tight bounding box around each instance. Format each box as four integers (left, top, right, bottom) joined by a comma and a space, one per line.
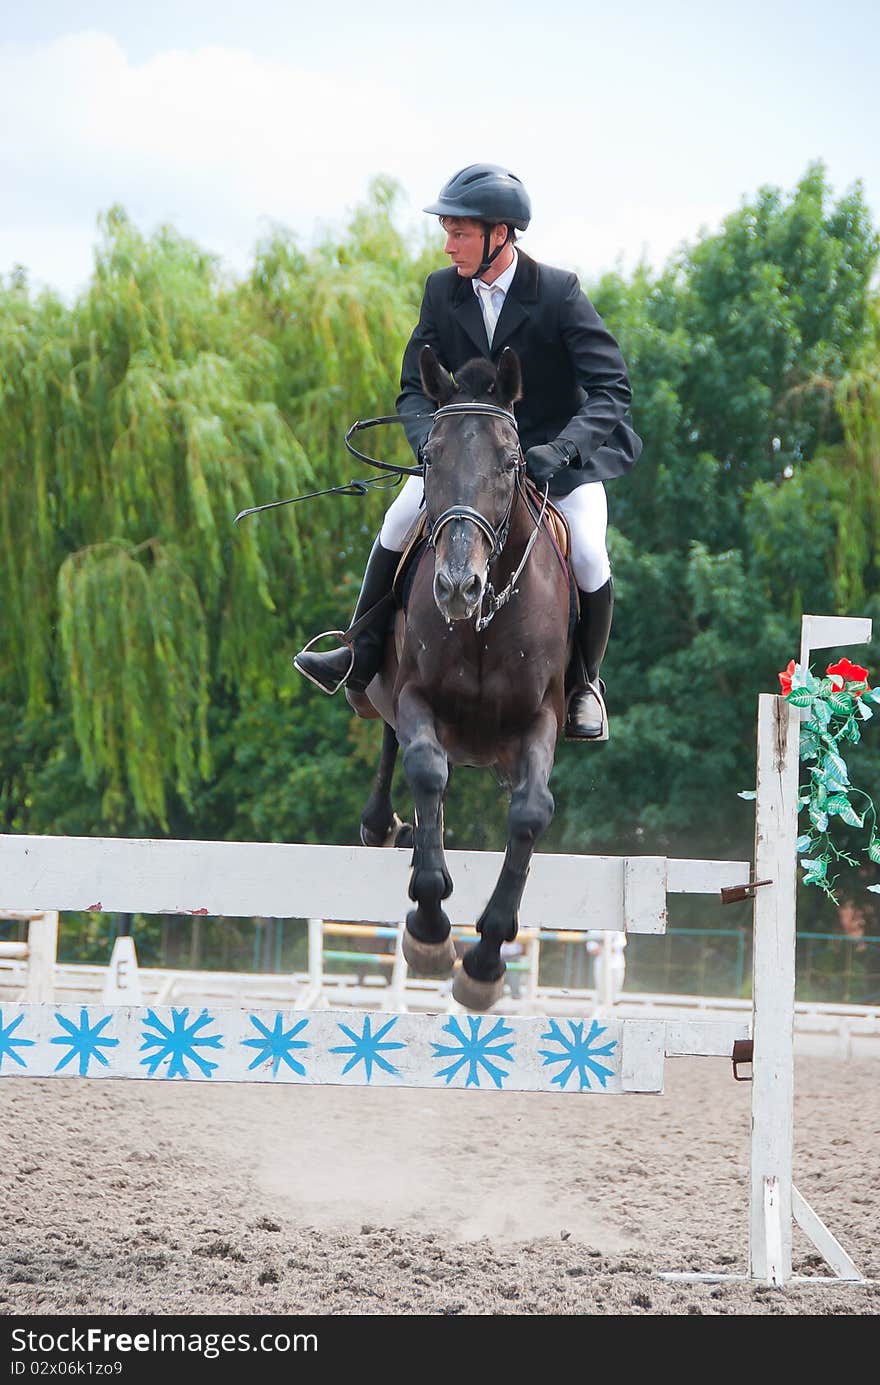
452, 357, 499, 401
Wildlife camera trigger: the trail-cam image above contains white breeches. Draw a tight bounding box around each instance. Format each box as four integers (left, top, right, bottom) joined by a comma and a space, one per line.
380, 476, 611, 594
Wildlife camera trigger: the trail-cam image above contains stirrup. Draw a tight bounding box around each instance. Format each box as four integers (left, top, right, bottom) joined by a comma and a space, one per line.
565, 678, 609, 742
292, 630, 354, 696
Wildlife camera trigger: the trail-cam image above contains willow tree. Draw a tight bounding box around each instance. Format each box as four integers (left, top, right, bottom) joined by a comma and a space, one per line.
1, 185, 438, 832
832, 299, 880, 610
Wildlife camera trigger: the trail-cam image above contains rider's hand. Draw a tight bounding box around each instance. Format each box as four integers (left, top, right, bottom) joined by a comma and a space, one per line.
525, 440, 578, 488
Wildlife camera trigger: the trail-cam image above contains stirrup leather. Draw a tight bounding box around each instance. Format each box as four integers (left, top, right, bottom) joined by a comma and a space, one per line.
292, 630, 355, 696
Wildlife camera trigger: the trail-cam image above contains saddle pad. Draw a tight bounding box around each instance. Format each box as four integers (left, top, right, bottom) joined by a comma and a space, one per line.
393, 514, 429, 599
544, 498, 570, 559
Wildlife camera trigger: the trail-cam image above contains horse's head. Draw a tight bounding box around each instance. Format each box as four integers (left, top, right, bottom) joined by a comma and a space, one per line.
419, 345, 523, 623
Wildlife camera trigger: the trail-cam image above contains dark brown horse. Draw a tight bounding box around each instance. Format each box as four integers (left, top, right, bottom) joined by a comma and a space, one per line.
347, 345, 572, 1010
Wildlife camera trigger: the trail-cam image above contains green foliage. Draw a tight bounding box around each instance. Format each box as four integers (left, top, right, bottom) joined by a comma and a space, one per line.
783, 663, 880, 901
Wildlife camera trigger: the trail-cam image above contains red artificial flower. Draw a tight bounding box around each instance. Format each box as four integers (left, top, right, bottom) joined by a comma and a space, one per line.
826, 658, 871, 695
778, 660, 796, 696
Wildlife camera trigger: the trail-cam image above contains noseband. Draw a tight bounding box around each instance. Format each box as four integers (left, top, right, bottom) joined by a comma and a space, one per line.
425, 402, 522, 560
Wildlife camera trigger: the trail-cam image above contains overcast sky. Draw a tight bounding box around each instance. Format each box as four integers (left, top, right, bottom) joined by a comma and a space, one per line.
2, 0, 878, 299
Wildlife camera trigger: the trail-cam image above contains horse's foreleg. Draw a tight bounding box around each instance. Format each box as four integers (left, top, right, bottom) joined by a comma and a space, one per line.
359, 721, 413, 848
454, 704, 558, 1011
396, 687, 456, 977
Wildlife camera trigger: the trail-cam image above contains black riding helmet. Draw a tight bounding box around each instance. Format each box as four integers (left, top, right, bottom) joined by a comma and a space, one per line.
424, 164, 532, 276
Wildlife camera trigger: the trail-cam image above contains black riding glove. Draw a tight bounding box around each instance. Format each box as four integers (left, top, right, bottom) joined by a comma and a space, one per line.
525, 440, 579, 488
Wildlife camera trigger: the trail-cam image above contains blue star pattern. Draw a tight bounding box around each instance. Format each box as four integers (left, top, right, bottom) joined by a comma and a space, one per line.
432, 1015, 515, 1088
0, 1005, 639, 1092
329, 1015, 405, 1082
0, 1010, 35, 1070
139, 1008, 223, 1079
51, 1008, 120, 1076
242, 1013, 310, 1077
539, 1018, 618, 1090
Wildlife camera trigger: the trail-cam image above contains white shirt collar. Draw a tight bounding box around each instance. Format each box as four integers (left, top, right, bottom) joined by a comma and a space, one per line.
473, 248, 518, 299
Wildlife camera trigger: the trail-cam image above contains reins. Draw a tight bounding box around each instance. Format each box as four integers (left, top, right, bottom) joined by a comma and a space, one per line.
233, 396, 548, 634
473, 480, 549, 632
233, 412, 432, 523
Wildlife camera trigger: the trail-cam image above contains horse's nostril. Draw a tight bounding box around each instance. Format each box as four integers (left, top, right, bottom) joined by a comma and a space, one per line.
435, 572, 454, 601
462, 575, 482, 603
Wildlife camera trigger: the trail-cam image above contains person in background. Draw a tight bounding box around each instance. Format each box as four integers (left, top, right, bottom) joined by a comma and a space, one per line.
586, 928, 627, 1003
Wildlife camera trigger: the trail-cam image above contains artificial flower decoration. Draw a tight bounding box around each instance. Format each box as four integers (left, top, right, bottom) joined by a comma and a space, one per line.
772, 657, 880, 901
778, 660, 796, 696
826, 658, 871, 694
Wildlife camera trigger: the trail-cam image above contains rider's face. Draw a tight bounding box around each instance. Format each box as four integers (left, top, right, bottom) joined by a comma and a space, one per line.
441, 218, 508, 278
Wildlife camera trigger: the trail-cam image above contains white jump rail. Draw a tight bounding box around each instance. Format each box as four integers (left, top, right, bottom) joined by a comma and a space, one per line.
0, 837, 745, 932
0, 840, 750, 1087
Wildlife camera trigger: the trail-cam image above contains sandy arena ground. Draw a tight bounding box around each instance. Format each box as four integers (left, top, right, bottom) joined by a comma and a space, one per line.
1, 1054, 878, 1317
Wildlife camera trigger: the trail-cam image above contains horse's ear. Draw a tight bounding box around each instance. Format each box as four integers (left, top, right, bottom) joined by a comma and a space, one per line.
496, 347, 523, 408
419, 345, 456, 405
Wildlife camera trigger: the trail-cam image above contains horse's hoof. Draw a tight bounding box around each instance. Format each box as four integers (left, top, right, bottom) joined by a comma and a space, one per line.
392, 820, 414, 849
402, 928, 457, 978
451, 968, 505, 1012
360, 812, 414, 849
360, 822, 387, 847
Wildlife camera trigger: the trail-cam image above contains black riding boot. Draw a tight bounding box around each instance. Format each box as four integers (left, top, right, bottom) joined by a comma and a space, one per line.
565, 578, 613, 741
293, 537, 400, 694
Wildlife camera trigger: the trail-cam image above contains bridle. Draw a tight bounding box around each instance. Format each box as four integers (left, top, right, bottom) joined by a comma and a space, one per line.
422, 401, 548, 632
423, 402, 521, 561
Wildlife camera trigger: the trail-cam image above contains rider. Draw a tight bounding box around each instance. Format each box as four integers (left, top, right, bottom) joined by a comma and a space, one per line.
294, 163, 642, 739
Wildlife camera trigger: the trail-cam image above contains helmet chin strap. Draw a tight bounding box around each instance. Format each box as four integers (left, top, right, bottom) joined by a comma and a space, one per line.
467, 226, 511, 279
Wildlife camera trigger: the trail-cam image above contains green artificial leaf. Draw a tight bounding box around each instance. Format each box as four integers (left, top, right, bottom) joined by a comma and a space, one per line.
795, 834, 813, 854
802, 718, 825, 738
841, 719, 861, 743
824, 778, 851, 796
864, 688, 880, 705
829, 692, 854, 715
868, 839, 880, 865
825, 793, 852, 815
868, 885, 880, 895
801, 857, 829, 883
737, 790, 757, 800
835, 802, 864, 828
822, 752, 850, 784
808, 806, 829, 832
812, 699, 832, 727
857, 699, 873, 721
786, 687, 814, 708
